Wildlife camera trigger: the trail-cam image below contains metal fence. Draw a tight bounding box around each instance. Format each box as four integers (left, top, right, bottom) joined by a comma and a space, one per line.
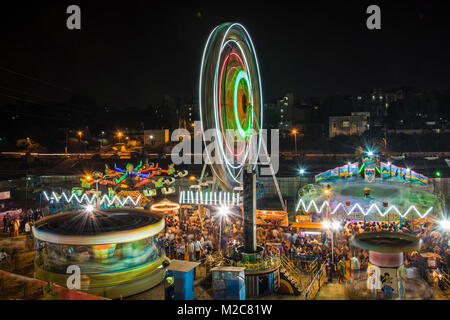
302, 261, 327, 300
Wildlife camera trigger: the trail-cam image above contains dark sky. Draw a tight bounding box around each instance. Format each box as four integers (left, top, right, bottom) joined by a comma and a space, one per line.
0, 1, 449, 108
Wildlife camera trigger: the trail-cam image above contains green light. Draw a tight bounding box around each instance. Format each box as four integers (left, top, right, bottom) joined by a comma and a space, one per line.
233, 70, 253, 138
436, 171, 441, 177
358, 163, 365, 173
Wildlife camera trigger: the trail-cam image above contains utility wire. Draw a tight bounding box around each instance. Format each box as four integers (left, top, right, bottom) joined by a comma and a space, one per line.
0, 65, 74, 93
0, 85, 92, 114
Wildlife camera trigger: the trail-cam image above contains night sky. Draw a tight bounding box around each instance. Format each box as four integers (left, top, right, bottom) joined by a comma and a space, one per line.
0, 1, 449, 108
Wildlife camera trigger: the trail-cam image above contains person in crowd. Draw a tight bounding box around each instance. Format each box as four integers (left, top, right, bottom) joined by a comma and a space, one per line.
351, 253, 360, 280
337, 256, 346, 283
195, 237, 203, 261
25, 221, 32, 239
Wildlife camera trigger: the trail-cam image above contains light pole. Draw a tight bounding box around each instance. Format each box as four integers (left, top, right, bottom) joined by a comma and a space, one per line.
116, 131, 123, 143
291, 129, 298, 155
323, 220, 341, 263
217, 206, 229, 253
324, 185, 331, 220
77, 130, 83, 151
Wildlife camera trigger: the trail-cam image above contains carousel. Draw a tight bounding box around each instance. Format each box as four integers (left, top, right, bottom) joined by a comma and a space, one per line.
32, 208, 166, 299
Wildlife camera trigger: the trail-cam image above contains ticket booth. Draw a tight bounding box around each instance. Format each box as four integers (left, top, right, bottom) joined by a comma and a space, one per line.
211, 266, 246, 300
166, 260, 200, 300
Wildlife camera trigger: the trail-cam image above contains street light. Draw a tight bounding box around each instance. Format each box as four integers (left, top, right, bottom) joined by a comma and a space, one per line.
438, 218, 450, 232
298, 168, 305, 192
322, 219, 341, 263
77, 130, 83, 150
217, 206, 229, 252
116, 131, 123, 143
84, 204, 94, 214
291, 129, 298, 155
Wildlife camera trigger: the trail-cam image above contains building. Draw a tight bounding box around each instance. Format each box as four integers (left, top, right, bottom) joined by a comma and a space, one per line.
143, 129, 170, 150
277, 93, 294, 130
178, 104, 199, 129
329, 112, 370, 138
350, 88, 405, 117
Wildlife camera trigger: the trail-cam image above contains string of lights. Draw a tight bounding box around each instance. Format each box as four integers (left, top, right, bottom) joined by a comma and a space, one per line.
295, 199, 434, 218
42, 191, 141, 207
179, 190, 241, 206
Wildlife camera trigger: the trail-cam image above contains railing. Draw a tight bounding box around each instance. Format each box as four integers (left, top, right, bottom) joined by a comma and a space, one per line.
280, 255, 303, 290
429, 270, 450, 295
308, 258, 318, 275
303, 261, 327, 300
0, 269, 109, 300
440, 272, 450, 294
290, 254, 317, 272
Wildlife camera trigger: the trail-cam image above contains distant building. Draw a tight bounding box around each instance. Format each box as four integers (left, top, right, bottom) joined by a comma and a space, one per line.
329, 112, 370, 138
350, 88, 405, 117
277, 93, 294, 130
143, 129, 170, 150
179, 104, 199, 128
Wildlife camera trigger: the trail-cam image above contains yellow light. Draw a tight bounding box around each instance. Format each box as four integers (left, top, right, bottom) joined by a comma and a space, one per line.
291, 129, 298, 135
77, 131, 83, 137
191, 122, 195, 127
189, 175, 196, 181
116, 131, 123, 138
324, 189, 330, 195
85, 175, 92, 181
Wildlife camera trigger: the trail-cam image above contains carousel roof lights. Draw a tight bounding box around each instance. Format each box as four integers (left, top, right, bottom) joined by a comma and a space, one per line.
42, 191, 141, 207
296, 199, 433, 218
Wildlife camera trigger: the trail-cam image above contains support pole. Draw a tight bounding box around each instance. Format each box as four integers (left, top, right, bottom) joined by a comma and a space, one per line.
243, 166, 257, 253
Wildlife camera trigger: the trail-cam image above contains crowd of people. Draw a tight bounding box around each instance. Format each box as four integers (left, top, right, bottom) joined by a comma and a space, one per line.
1, 208, 43, 238
160, 209, 450, 292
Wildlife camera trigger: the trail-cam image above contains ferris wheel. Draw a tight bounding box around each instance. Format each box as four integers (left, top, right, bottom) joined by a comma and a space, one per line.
199, 23, 263, 192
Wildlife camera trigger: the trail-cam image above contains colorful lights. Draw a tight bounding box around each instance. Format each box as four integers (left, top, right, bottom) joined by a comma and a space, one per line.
42, 191, 141, 207
233, 70, 254, 138
150, 199, 180, 212
199, 23, 263, 190
295, 199, 433, 218
179, 190, 240, 206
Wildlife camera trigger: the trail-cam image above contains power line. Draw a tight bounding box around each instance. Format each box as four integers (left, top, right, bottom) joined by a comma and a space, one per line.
1, 107, 73, 122
0, 65, 74, 93
0, 92, 91, 114
0, 85, 91, 114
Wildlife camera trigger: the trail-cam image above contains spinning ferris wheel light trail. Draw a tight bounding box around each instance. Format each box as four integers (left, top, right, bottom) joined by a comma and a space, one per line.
199, 22, 263, 192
